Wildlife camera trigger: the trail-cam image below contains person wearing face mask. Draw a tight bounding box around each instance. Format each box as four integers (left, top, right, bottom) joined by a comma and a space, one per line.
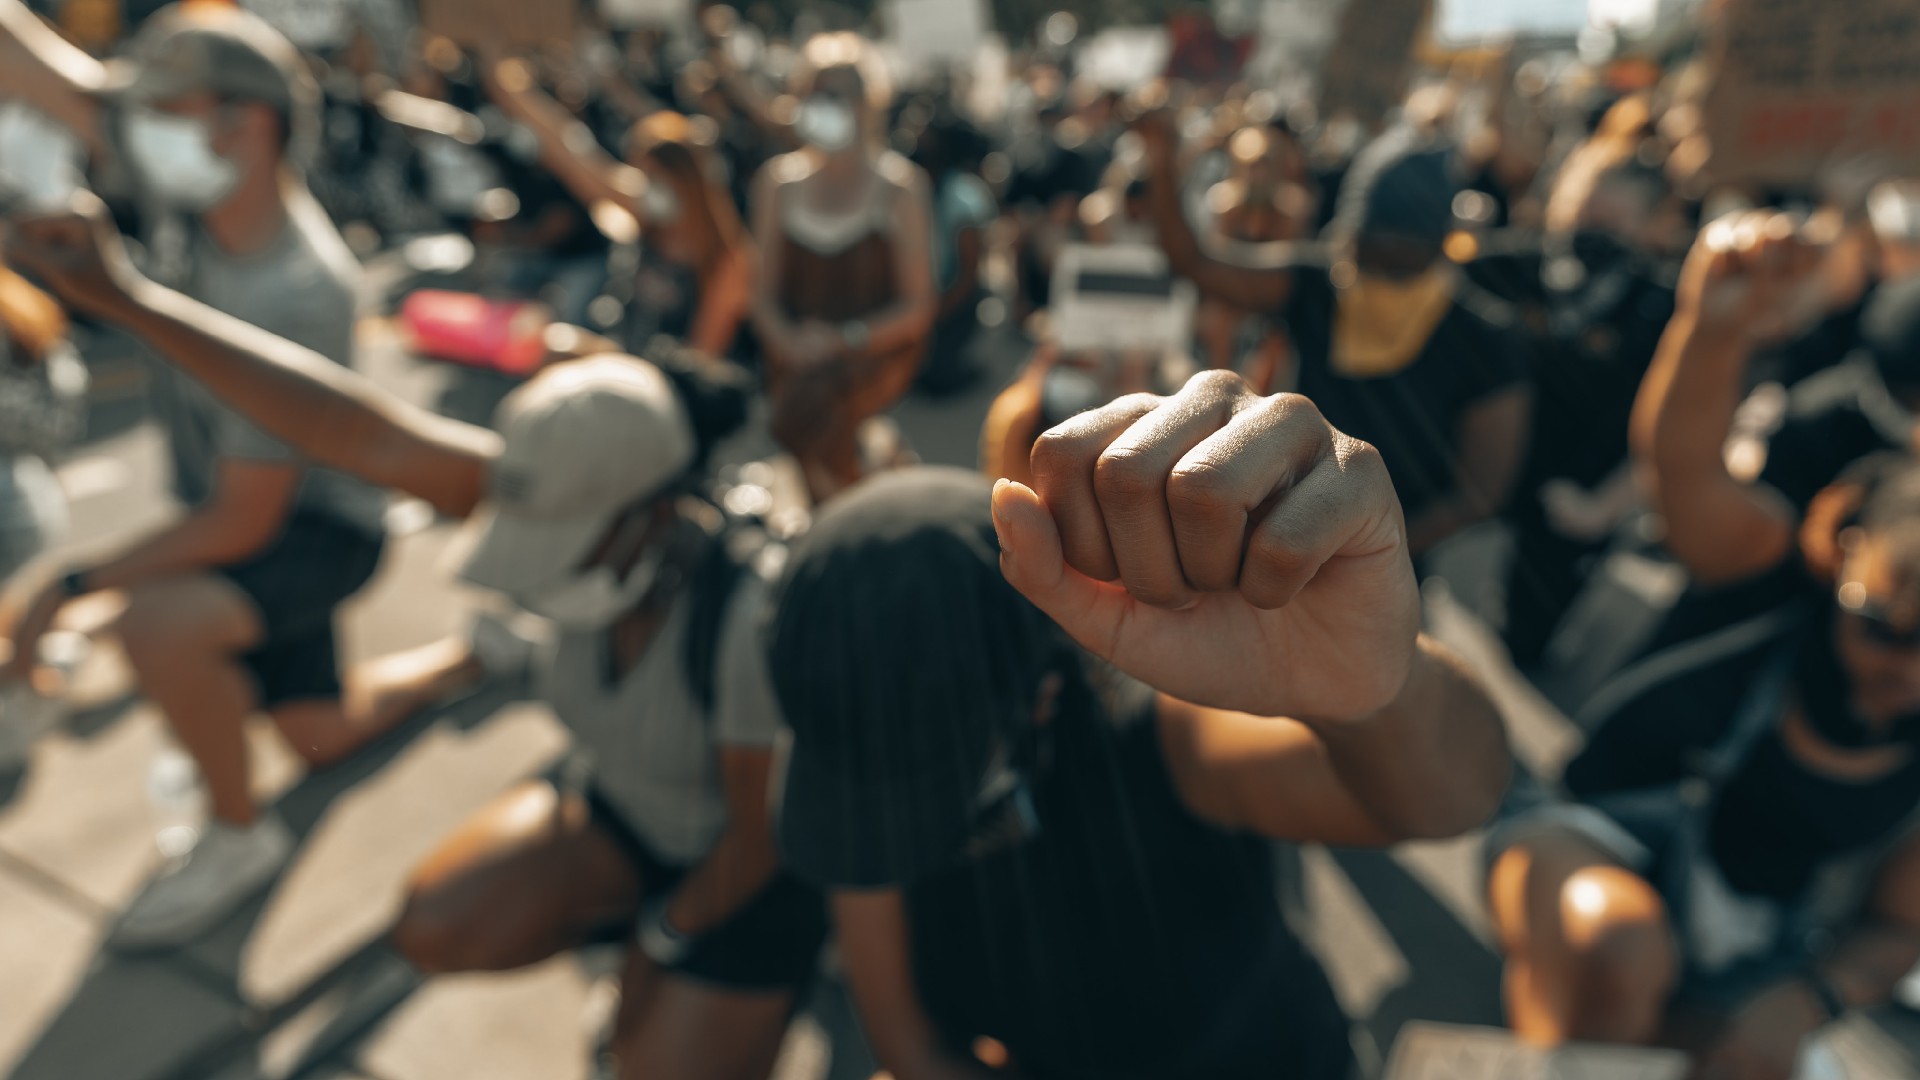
1466, 138, 1679, 669
1139, 110, 1533, 558
482, 59, 757, 361
0, 5, 411, 949
1486, 448, 1920, 1080
765, 375, 1512, 1080
749, 32, 937, 505
3, 201, 830, 1080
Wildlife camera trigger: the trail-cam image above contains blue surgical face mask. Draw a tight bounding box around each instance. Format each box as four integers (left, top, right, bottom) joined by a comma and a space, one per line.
795, 97, 858, 154
123, 107, 239, 213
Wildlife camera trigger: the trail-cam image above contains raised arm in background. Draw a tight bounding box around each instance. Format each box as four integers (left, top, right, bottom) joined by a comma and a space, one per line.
6, 199, 498, 518
1630, 212, 1824, 586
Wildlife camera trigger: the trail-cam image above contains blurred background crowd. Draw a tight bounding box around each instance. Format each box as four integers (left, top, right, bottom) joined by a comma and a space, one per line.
5, 0, 1920, 1078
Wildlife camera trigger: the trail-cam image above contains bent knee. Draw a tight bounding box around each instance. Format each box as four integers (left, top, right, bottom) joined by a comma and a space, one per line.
391, 888, 508, 975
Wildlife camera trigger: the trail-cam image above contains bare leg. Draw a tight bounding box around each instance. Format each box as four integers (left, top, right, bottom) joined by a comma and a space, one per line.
112, 576, 267, 827
274, 636, 485, 767
1488, 830, 1680, 1047
612, 949, 796, 1080
392, 779, 642, 975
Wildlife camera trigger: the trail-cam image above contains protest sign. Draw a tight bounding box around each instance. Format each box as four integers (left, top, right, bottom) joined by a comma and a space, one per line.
1318, 0, 1433, 123
1385, 1023, 1688, 1080
599, 0, 692, 30
418, 0, 577, 50
889, 0, 990, 67
1702, 0, 1920, 186
1050, 244, 1198, 354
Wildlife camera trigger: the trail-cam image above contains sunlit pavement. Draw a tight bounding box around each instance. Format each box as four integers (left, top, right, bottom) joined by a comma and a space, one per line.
1, 312, 1915, 1080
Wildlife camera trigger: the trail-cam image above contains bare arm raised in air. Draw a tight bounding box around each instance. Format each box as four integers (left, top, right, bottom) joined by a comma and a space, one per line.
1629, 212, 1824, 586
5, 199, 498, 518
1136, 107, 1300, 315
1000, 371, 1513, 847
0, 0, 108, 156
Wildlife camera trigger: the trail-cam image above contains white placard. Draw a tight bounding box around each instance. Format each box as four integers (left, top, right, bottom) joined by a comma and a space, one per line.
241, 0, 356, 50
1078, 27, 1174, 92
1385, 1023, 1690, 1080
889, 0, 990, 66
599, 0, 692, 30
1050, 244, 1197, 354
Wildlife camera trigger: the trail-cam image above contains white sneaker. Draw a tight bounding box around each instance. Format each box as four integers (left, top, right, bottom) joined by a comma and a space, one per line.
111, 813, 294, 950
469, 610, 540, 680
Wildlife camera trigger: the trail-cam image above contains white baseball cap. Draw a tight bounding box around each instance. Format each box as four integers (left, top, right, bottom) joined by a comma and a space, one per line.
447, 356, 696, 594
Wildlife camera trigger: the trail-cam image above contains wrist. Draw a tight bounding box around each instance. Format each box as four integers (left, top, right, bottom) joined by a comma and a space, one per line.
637, 895, 694, 967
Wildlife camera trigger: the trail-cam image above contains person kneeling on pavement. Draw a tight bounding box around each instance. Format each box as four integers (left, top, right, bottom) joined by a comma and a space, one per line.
765, 372, 1514, 1080
5, 199, 826, 1080
1488, 451, 1920, 1080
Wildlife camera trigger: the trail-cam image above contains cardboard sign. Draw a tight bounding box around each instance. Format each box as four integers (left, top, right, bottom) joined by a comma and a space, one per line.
1702, 0, 1920, 186
1050, 244, 1198, 354
1385, 1024, 1688, 1080
418, 0, 578, 50
1318, 0, 1433, 123
890, 0, 990, 66
599, 0, 691, 30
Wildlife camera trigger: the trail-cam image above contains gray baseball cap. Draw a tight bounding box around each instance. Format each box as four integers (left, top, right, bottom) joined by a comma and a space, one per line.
100, 5, 318, 125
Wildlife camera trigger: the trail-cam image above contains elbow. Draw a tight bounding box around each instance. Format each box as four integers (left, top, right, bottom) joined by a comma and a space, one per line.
1386, 738, 1514, 842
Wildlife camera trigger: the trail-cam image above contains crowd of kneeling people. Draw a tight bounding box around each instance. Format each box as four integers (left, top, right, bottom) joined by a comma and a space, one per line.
4, 4, 1920, 1080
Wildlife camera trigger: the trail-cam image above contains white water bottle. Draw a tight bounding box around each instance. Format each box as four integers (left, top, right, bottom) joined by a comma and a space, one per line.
145, 747, 205, 860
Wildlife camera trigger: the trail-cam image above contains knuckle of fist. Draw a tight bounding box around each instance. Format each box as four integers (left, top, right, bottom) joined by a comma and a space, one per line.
1093, 449, 1162, 501
1165, 462, 1234, 518
1185, 367, 1248, 400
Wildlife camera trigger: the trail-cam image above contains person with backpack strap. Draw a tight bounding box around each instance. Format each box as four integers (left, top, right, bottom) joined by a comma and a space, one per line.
4, 198, 827, 1080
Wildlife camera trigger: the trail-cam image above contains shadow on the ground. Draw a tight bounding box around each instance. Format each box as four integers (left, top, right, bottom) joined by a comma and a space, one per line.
5, 676, 530, 1080
1325, 847, 1506, 1058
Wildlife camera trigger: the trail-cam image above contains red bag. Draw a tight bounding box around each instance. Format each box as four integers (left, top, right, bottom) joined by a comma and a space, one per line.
399, 290, 552, 376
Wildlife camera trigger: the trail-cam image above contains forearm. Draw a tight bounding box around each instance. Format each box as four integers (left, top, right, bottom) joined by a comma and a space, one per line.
117, 282, 495, 516
0, 0, 105, 151
663, 826, 780, 939
489, 78, 639, 211
1632, 312, 1752, 509
1148, 150, 1208, 284
1307, 635, 1512, 840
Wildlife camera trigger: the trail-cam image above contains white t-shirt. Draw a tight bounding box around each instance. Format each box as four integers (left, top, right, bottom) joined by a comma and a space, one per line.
539, 550, 785, 864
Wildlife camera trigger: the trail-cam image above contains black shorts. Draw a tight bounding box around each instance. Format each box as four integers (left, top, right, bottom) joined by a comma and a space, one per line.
582, 781, 829, 994
218, 512, 385, 709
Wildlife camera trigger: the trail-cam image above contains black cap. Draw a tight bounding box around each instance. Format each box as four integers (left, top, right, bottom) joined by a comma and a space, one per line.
1330, 127, 1460, 249
1864, 275, 1920, 392
769, 468, 1060, 888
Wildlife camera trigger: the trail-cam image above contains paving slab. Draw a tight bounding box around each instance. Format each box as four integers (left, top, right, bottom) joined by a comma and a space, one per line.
354, 956, 596, 1080
184, 704, 566, 1008
0, 864, 105, 1076
5, 947, 246, 1080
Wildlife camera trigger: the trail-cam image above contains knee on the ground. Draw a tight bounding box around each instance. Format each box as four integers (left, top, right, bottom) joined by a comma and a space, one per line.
390, 889, 504, 975
1557, 865, 1676, 1032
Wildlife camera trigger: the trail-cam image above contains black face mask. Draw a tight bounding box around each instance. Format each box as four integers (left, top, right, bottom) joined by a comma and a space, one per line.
1793, 603, 1920, 749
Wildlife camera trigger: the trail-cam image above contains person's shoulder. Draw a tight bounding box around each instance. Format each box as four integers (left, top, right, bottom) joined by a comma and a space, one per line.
876, 151, 929, 194
758, 151, 817, 190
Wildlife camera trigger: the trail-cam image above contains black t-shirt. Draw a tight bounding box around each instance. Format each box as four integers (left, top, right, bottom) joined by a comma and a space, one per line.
904, 680, 1351, 1080
1566, 579, 1920, 902
1467, 233, 1677, 491
1284, 262, 1529, 519
1756, 359, 1909, 514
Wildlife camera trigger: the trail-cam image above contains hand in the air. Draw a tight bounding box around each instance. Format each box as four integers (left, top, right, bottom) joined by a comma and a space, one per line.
993, 371, 1419, 722
1678, 210, 1828, 343
2, 192, 144, 321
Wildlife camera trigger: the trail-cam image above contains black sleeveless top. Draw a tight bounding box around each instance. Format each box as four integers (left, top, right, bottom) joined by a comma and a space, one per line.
904, 684, 1352, 1080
